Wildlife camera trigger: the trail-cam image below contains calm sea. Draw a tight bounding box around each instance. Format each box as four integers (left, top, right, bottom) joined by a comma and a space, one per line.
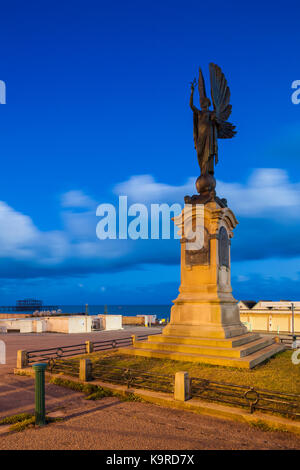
6, 305, 172, 320
8, 305, 172, 320
62, 305, 171, 321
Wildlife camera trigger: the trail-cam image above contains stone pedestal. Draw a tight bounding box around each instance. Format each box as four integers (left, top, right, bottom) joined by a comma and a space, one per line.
163, 200, 246, 339
123, 199, 284, 368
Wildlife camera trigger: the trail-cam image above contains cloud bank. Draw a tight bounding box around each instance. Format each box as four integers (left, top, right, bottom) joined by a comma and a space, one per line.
0, 168, 299, 281
114, 169, 300, 218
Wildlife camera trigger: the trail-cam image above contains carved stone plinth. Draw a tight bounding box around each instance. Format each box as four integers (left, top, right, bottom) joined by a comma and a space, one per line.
163, 200, 245, 339
123, 199, 284, 368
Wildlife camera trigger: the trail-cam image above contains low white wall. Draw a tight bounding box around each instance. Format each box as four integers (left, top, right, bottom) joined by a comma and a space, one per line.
45, 317, 70, 333
137, 315, 157, 326
20, 321, 33, 333
0, 320, 17, 330
34, 320, 47, 333
0, 315, 97, 334
0, 319, 34, 332
68, 316, 92, 333
45, 316, 92, 333
98, 315, 123, 330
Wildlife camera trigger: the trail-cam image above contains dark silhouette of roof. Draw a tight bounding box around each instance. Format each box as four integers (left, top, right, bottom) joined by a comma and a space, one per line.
240, 300, 257, 309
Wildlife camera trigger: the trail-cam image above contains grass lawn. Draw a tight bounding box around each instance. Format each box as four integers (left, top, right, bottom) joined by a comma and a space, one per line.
78, 349, 300, 395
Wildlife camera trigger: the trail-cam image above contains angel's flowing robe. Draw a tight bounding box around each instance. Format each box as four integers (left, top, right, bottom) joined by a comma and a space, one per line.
193, 109, 218, 175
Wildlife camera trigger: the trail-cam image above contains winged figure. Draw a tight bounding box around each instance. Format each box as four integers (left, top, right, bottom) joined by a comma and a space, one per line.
190, 63, 236, 176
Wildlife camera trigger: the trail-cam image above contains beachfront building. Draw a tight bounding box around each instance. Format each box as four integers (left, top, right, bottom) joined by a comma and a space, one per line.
239, 301, 300, 334
0, 314, 123, 334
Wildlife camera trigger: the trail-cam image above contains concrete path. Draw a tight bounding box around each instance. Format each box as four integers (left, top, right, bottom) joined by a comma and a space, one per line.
0, 379, 299, 450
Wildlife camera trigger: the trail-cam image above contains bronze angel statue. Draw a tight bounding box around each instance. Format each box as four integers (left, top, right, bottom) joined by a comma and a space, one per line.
190, 63, 236, 176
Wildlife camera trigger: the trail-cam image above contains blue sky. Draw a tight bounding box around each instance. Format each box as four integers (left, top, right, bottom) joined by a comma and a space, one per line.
0, 0, 299, 305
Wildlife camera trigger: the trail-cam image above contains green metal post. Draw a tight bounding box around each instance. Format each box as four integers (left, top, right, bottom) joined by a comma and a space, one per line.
33, 363, 47, 426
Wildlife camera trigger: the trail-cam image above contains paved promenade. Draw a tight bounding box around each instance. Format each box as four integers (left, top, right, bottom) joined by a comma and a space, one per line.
0, 326, 160, 376
0, 327, 159, 419
0, 387, 300, 450
0, 328, 299, 450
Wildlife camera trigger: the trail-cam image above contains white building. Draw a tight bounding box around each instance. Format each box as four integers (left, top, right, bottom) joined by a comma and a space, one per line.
239, 300, 300, 333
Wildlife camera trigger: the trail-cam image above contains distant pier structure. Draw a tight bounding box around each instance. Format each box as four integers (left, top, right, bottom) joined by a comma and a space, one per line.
0, 299, 58, 313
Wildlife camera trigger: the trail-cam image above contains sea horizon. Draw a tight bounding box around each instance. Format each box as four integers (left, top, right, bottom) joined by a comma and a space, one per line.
4, 304, 172, 320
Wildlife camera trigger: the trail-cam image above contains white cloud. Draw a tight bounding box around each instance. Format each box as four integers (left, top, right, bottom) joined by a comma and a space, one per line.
217, 169, 300, 217
62, 210, 97, 240
114, 174, 195, 203
0, 201, 39, 247
0, 200, 69, 266
0, 201, 68, 262
114, 169, 300, 218
0, 169, 299, 278
61, 190, 96, 209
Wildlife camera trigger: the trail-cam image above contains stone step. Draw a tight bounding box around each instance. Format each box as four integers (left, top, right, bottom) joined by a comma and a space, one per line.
148, 333, 261, 348
122, 343, 285, 369
134, 336, 274, 358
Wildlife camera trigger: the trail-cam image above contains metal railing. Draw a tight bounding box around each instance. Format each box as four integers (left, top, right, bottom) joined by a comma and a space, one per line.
22, 333, 300, 420
92, 364, 174, 393
27, 354, 300, 420
279, 334, 300, 349
25, 332, 160, 365
190, 377, 300, 419
92, 337, 133, 352
43, 358, 300, 419
27, 343, 87, 365
47, 358, 80, 377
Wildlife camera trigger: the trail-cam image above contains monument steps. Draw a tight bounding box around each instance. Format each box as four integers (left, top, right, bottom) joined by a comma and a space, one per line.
148, 333, 261, 348
133, 336, 274, 358
122, 342, 285, 369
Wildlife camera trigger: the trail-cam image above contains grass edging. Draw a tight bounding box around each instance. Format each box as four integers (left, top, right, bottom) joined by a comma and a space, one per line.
0, 412, 62, 433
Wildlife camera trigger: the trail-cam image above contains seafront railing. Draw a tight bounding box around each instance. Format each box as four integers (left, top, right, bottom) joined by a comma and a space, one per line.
26, 343, 87, 364
279, 334, 300, 349
18, 342, 300, 421
92, 364, 174, 393
190, 377, 300, 418
30, 358, 300, 419
18, 332, 160, 367
15, 332, 300, 420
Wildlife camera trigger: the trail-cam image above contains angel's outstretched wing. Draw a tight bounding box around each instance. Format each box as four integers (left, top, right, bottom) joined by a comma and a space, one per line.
217, 120, 236, 139
209, 63, 236, 139
198, 67, 208, 108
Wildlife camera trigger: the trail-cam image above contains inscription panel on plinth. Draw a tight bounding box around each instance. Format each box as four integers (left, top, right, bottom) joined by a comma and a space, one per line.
185, 227, 210, 266
218, 227, 229, 268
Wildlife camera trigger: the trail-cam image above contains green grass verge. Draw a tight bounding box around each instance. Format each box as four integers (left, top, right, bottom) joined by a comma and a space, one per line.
0, 413, 62, 433
0, 413, 33, 425
77, 349, 299, 395
250, 420, 288, 433
49, 376, 113, 400
50, 375, 143, 402
118, 392, 144, 402
9, 417, 36, 432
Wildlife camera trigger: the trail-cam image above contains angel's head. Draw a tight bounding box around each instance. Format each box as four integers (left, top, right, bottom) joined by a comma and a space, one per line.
201, 97, 211, 110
